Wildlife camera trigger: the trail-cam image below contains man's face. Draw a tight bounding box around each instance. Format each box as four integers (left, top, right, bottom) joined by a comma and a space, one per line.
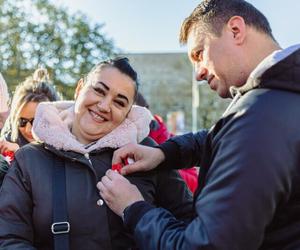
187, 25, 247, 98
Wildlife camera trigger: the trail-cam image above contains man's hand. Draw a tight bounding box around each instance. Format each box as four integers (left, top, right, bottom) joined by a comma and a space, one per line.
97, 169, 144, 216
112, 143, 165, 175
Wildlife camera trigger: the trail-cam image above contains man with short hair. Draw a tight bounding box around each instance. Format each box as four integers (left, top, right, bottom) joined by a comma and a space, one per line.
98, 0, 300, 249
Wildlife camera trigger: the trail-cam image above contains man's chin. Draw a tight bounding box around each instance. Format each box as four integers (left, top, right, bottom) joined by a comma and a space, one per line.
217, 89, 231, 99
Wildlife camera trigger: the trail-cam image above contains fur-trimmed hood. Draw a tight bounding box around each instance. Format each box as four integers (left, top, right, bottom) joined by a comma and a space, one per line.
32, 101, 152, 154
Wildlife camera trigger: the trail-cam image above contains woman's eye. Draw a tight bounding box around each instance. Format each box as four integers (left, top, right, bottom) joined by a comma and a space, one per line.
93, 87, 105, 95
115, 100, 125, 107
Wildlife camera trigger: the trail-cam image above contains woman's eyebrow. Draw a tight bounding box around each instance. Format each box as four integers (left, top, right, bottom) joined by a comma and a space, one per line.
96, 81, 129, 104
97, 81, 109, 90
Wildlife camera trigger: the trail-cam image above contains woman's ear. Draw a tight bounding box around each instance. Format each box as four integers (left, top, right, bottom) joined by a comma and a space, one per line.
74, 78, 84, 100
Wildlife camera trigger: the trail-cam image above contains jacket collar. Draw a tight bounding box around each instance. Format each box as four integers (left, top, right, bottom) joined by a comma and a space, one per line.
32, 101, 152, 154
230, 44, 300, 97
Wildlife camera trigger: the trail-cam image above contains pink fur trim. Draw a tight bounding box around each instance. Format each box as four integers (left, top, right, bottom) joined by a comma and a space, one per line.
32, 101, 152, 154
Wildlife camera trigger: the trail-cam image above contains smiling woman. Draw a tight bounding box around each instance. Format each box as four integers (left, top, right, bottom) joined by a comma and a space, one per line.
0, 57, 194, 250
72, 58, 137, 144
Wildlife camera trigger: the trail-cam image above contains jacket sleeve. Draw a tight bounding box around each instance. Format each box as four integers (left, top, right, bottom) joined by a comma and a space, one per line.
0, 151, 37, 249
139, 136, 194, 221
124, 108, 294, 250
155, 169, 194, 222
158, 129, 208, 170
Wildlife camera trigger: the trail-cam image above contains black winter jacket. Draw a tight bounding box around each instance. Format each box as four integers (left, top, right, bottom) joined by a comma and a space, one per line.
124, 46, 300, 249
0, 137, 193, 250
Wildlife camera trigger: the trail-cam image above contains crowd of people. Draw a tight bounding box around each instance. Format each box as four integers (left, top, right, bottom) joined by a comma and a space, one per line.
0, 0, 299, 249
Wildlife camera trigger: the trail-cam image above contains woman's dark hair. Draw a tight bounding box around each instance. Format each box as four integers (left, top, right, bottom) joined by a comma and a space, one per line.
135, 92, 149, 109
85, 57, 139, 100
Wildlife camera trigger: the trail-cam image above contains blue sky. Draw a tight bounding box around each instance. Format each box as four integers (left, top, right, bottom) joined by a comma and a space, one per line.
52, 0, 299, 53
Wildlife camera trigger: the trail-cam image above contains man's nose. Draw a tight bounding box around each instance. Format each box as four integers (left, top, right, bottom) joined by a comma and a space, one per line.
194, 64, 208, 81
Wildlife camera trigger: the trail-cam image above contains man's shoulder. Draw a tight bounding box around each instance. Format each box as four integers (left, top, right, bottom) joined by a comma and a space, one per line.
226, 88, 299, 120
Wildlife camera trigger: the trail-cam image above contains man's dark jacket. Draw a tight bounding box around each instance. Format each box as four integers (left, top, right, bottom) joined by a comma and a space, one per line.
125, 47, 300, 249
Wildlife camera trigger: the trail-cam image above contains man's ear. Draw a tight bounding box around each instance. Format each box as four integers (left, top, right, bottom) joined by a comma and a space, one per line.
226, 16, 246, 45
74, 78, 84, 100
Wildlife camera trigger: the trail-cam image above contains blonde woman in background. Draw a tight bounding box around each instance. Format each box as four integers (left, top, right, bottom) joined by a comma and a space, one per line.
0, 68, 61, 153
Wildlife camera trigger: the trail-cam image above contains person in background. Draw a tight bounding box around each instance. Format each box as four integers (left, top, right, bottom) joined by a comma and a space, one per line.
0, 73, 11, 185
0, 57, 193, 250
0, 73, 10, 132
0, 68, 61, 153
98, 0, 300, 249
135, 92, 202, 193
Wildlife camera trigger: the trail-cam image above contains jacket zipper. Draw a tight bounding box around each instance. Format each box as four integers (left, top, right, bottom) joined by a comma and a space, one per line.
84, 152, 104, 207
45, 145, 105, 207
84, 153, 92, 166
83, 153, 99, 184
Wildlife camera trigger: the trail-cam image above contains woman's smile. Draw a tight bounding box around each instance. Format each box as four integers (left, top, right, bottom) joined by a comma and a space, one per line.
89, 109, 107, 123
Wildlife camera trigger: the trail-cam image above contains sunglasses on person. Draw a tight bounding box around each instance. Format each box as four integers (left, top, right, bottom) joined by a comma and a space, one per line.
18, 117, 34, 127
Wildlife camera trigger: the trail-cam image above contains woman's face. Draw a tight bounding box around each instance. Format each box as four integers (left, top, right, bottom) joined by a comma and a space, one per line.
18, 101, 39, 142
72, 66, 136, 144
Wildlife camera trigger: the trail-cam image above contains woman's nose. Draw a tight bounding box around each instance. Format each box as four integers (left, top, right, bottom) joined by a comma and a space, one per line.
25, 122, 32, 134
97, 99, 111, 112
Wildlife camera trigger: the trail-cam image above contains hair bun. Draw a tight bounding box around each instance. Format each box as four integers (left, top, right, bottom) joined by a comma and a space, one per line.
32, 68, 50, 83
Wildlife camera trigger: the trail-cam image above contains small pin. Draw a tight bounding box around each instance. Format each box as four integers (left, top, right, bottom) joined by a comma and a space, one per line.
124, 157, 135, 165
97, 199, 104, 206
127, 157, 135, 164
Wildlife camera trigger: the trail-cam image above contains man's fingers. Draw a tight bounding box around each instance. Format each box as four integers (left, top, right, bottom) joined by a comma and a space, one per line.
96, 181, 105, 192
112, 143, 138, 165
112, 153, 123, 166
97, 181, 113, 203
120, 162, 144, 175
112, 147, 131, 165
101, 175, 113, 189
106, 169, 126, 180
